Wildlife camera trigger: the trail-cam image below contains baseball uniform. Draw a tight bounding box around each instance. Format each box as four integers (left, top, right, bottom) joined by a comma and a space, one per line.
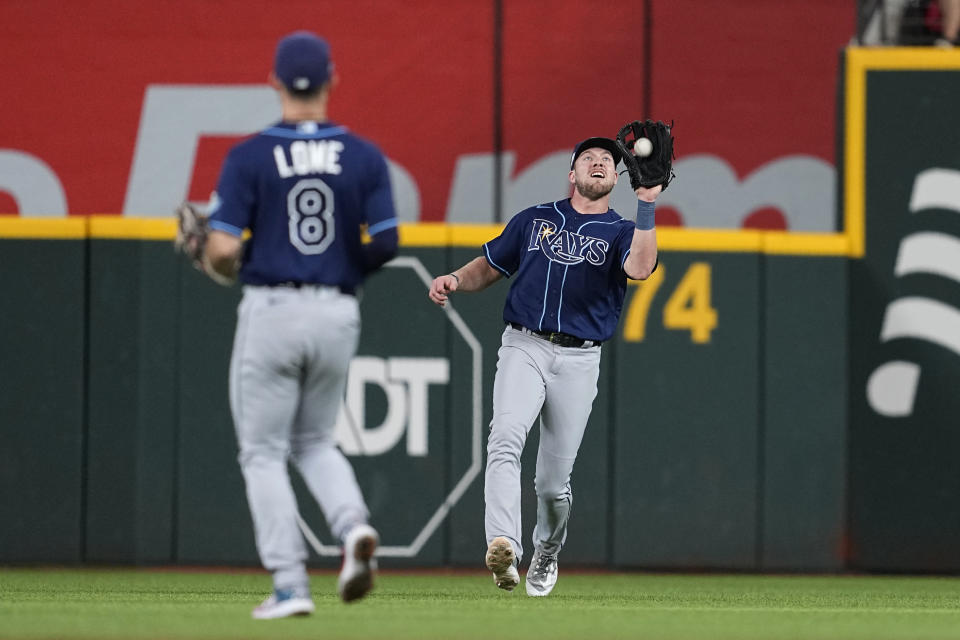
209, 116, 397, 604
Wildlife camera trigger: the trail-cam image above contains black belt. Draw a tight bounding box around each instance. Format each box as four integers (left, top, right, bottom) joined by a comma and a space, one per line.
272, 281, 356, 296
509, 322, 600, 348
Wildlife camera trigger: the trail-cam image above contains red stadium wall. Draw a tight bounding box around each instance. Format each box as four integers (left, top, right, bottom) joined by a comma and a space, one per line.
0, 1, 853, 229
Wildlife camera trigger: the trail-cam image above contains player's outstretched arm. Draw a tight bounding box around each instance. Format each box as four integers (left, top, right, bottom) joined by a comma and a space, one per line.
624, 229, 658, 280
428, 256, 501, 306
623, 185, 661, 281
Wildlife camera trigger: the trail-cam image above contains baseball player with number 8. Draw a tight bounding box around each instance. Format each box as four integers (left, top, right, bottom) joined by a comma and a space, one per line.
429, 124, 673, 596
176, 31, 399, 618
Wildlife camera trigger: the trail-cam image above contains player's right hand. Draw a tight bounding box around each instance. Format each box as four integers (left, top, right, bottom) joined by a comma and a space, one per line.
428, 274, 459, 306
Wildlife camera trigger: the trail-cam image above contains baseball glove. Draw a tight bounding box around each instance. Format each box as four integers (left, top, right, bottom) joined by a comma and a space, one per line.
615, 119, 676, 191
173, 201, 236, 285
174, 201, 209, 270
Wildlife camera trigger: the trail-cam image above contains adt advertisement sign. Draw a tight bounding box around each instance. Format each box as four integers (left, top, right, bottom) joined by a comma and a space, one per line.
294, 257, 483, 560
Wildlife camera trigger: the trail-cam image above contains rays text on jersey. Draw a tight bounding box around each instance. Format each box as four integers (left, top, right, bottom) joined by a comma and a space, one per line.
527, 218, 609, 266
273, 140, 344, 178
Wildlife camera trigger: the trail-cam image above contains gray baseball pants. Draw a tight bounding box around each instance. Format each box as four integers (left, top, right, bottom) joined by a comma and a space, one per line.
230, 285, 369, 590
484, 325, 601, 564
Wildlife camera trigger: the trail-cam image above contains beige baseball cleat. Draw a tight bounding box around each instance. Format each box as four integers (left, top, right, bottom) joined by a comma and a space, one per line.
485, 536, 520, 591
338, 524, 379, 603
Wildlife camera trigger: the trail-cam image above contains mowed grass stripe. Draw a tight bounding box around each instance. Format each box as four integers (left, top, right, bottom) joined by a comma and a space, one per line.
2, 569, 960, 640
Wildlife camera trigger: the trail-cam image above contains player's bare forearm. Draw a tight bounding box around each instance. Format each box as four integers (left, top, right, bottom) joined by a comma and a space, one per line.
454, 256, 502, 291
621, 183, 660, 280
623, 228, 658, 280
204, 230, 243, 286
428, 256, 502, 306
622, 184, 661, 280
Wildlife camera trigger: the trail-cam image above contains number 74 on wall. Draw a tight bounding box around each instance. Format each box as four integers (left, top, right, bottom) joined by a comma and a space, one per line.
622, 262, 717, 343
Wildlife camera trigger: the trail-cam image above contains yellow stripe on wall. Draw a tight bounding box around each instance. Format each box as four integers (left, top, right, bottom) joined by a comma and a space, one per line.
847, 46, 960, 69
845, 48, 868, 259
762, 231, 850, 256
658, 229, 763, 252
0, 217, 88, 239
843, 46, 960, 259
0, 217, 858, 256
88, 216, 178, 239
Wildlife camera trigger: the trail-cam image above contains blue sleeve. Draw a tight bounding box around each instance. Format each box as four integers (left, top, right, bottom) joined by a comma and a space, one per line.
363, 151, 398, 237
208, 148, 255, 237
363, 227, 399, 274
482, 210, 528, 277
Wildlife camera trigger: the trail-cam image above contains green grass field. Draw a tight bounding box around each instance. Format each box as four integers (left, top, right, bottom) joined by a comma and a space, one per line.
2, 568, 960, 639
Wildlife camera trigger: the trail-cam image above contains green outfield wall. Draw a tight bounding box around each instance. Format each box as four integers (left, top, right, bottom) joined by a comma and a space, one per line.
0, 220, 850, 571
0, 238, 86, 563
844, 49, 960, 572
6, 47, 958, 573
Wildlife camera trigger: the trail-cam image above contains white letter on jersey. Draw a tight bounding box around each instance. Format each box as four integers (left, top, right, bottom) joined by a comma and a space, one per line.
309, 140, 343, 175
277, 140, 345, 177
290, 141, 310, 175
274, 145, 294, 178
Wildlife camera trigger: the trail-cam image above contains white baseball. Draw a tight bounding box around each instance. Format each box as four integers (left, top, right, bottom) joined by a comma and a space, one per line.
634, 137, 653, 157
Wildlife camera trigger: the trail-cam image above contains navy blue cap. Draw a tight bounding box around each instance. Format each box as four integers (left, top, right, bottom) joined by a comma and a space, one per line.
570, 137, 623, 169
274, 31, 334, 93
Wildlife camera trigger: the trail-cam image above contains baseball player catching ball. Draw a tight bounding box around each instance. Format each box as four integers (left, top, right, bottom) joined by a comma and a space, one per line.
429, 127, 672, 596
179, 31, 398, 618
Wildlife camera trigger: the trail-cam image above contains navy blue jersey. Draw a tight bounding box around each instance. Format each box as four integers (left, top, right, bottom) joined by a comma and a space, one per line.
208, 120, 397, 288
483, 198, 635, 342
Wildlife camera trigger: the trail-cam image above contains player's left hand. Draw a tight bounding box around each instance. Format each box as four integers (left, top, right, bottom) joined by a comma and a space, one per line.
174, 201, 209, 270
174, 201, 237, 286
428, 274, 459, 307
615, 119, 676, 191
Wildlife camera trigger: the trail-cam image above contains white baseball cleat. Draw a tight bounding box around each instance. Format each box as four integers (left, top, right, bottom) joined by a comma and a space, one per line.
338, 524, 379, 603
252, 587, 315, 619
485, 536, 520, 591
525, 549, 558, 597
